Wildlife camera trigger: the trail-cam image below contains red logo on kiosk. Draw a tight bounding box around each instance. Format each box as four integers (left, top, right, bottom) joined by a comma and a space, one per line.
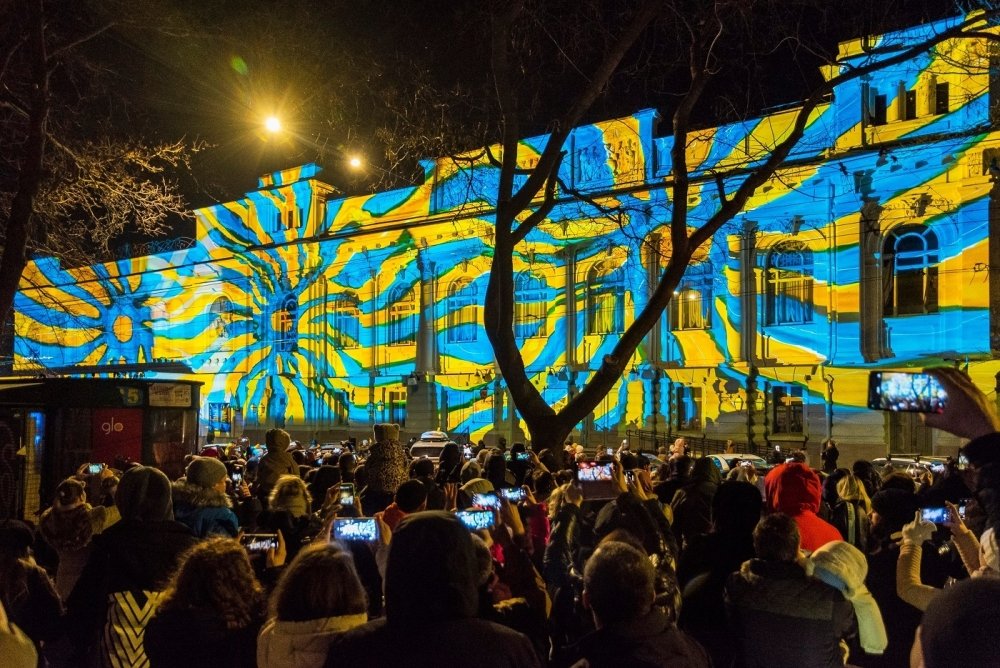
91, 408, 142, 465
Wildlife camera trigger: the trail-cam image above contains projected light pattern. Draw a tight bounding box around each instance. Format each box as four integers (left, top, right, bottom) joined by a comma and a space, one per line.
13, 14, 1000, 449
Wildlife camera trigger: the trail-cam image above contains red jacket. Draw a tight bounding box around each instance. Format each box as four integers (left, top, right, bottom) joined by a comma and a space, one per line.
764, 463, 842, 553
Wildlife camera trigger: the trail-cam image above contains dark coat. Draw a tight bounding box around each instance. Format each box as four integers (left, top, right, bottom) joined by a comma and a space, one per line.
325, 617, 541, 668
145, 606, 263, 668
725, 559, 856, 668
670, 458, 721, 549
562, 608, 710, 668
66, 518, 197, 661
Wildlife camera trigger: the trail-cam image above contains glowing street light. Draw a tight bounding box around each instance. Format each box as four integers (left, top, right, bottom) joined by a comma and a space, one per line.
264, 116, 282, 133
348, 155, 363, 170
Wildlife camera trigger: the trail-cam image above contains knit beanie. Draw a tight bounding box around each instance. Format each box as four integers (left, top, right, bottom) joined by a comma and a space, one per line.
809, 540, 888, 655
115, 466, 173, 522
186, 456, 228, 489
920, 577, 1000, 668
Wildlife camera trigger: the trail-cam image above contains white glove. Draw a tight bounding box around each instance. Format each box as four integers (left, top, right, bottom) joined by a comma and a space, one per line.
900, 510, 936, 547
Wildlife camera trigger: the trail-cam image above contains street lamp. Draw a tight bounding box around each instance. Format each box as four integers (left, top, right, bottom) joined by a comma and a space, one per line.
262, 114, 365, 174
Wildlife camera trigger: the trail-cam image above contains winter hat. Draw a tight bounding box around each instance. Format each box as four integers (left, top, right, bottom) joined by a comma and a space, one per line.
460, 477, 494, 498
809, 540, 888, 655
920, 577, 1000, 668
116, 465, 173, 521
186, 456, 228, 489
870, 488, 919, 532
373, 423, 400, 443
266, 428, 291, 452
975, 527, 1000, 576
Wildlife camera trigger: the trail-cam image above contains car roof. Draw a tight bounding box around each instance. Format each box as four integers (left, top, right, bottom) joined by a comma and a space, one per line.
419, 431, 448, 440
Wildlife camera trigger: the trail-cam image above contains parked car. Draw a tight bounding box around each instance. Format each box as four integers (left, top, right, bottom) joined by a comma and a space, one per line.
408, 430, 451, 462
704, 453, 772, 476
871, 454, 948, 476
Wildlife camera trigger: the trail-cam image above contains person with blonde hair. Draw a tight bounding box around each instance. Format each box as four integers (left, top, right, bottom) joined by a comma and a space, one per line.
145, 538, 267, 667
831, 473, 872, 551
257, 543, 368, 668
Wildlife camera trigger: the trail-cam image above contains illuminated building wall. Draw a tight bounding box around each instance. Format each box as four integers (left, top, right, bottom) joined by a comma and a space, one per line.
13, 15, 1000, 454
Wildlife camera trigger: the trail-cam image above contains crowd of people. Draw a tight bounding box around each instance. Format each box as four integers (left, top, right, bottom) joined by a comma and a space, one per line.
2, 367, 1000, 667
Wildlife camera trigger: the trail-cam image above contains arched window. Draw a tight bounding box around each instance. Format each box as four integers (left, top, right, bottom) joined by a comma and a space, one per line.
331, 292, 360, 348
883, 225, 938, 316
586, 261, 624, 335
447, 278, 477, 343
387, 285, 416, 346
514, 272, 548, 339
765, 243, 814, 325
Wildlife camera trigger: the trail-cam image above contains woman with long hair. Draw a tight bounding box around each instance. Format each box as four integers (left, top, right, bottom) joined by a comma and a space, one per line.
257, 475, 323, 560
257, 543, 368, 668
832, 472, 873, 551
145, 538, 267, 667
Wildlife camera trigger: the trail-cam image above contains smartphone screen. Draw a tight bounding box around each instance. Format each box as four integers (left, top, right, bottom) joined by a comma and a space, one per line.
515, 451, 531, 462
576, 461, 616, 500
500, 487, 526, 503
456, 509, 495, 531
958, 453, 969, 471
958, 502, 968, 521
230, 471, 243, 484
333, 518, 379, 542
241, 533, 279, 553
87, 463, 103, 474
472, 492, 501, 510
338, 483, 355, 506
867, 371, 948, 413
920, 506, 948, 524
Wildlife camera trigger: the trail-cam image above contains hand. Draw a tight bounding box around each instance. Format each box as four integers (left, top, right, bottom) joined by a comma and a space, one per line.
900, 511, 936, 547
611, 460, 628, 496
443, 482, 458, 512
522, 485, 538, 507
266, 530, 287, 568
499, 498, 525, 536
375, 516, 392, 547
944, 501, 968, 536
923, 367, 1000, 441
238, 480, 251, 498
528, 450, 547, 472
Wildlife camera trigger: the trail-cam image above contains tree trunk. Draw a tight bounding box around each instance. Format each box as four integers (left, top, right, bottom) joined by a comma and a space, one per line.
0, 0, 48, 324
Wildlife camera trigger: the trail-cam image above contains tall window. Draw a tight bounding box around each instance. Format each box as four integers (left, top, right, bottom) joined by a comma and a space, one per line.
447, 278, 478, 343
772, 385, 804, 434
272, 295, 298, 352
388, 285, 416, 346
670, 286, 711, 330
934, 82, 950, 115
675, 386, 702, 431
514, 272, 548, 338
883, 225, 938, 316
766, 243, 814, 325
586, 261, 624, 335
331, 292, 360, 348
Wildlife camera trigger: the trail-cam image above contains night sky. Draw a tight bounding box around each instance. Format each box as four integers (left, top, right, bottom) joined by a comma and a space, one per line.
83, 0, 962, 229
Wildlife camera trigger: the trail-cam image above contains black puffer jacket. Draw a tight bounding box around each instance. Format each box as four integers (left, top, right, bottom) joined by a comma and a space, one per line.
725, 559, 856, 668
562, 607, 710, 668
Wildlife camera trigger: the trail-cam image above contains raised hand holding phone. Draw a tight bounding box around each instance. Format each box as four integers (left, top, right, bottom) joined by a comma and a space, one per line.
266, 530, 286, 568
922, 367, 1000, 441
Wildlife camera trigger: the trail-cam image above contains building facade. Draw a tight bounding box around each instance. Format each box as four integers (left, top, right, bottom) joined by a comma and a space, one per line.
13, 15, 1000, 458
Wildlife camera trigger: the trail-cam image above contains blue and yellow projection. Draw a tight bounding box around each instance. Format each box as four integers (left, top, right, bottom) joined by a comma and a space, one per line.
12, 14, 1000, 454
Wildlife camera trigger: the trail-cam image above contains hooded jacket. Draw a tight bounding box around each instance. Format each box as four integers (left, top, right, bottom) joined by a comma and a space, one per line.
256, 613, 368, 668
66, 466, 197, 667
670, 457, 722, 549
325, 511, 540, 668
38, 502, 119, 600
256, 448, 298, 498
765, 462, 842, 553
171, 480, 240, 538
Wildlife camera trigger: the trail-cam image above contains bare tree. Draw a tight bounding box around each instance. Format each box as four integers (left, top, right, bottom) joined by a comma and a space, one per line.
0, 0, 198, 323
475, 2, 1000, 449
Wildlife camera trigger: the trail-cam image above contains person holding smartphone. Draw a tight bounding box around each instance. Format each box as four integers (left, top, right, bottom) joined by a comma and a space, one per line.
374, 480, 428, 532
